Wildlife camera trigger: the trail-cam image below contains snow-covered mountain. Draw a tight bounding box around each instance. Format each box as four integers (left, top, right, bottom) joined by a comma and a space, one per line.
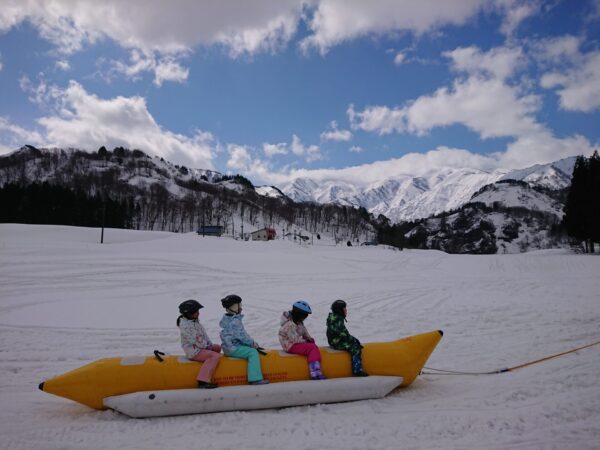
0, 145, 375, 240
400, 179, 568, 254
282, 158, 576, 223
0, 145, 223, 197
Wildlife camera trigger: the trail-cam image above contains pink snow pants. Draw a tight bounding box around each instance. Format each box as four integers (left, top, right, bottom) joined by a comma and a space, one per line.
191, 344, 223, 382
288, 342, 322, 363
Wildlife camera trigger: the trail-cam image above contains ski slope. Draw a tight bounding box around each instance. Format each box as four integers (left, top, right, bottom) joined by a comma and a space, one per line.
0, 224, 599, 450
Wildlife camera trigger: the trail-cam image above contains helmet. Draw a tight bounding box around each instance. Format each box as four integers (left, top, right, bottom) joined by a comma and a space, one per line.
221, 294, 242, 309
179, 299, 203, 315
292, 300, 312, 314
331, 299, 347, 315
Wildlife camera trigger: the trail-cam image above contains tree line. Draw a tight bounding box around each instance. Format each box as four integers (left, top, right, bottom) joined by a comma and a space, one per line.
0, 182, 130, 228
563, 151, 600, 253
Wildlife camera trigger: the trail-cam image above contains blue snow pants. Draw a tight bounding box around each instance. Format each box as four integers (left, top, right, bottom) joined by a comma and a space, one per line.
228, 346, 264, 383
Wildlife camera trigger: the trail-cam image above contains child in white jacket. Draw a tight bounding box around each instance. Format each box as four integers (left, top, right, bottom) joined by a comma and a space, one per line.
177, 299, 222, 389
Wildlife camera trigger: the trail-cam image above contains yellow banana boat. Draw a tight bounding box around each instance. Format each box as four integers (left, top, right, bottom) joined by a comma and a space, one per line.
39, 330, 443, 410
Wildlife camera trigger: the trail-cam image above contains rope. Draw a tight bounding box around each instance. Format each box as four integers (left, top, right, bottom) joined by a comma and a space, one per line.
422, 338, 600, 376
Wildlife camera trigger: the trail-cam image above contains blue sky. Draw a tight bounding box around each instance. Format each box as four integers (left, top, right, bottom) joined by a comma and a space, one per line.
0, 0, 599, 186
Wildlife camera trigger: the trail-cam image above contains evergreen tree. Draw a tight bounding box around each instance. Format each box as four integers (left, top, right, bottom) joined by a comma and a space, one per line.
564, 152, 600, 252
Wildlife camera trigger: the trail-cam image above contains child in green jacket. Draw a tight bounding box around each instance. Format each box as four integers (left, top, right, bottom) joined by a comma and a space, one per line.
326, 300, 368, 377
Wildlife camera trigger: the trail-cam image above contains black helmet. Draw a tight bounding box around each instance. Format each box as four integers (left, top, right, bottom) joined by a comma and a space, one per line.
179, 299, 203, 315
331, 299, 347, 315
221, 294, 242, 309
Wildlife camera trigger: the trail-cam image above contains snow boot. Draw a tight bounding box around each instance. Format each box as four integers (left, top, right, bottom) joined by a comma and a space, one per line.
351, 353, 368, 377
197, 381, 218, 389
249, 379, 270, 385
309, 361, 326, 380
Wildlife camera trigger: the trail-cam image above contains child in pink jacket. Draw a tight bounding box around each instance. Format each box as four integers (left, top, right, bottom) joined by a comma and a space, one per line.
278, 300, 325, 380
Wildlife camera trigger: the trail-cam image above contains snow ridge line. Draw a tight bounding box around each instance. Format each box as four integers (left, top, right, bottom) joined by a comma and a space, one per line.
423, 338, 600, 376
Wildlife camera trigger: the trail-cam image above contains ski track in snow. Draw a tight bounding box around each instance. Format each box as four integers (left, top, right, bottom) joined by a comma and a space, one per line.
0, 224, 599, 450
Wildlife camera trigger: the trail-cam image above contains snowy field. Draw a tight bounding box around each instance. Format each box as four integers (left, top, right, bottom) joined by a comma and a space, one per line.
1, 224, 599, 450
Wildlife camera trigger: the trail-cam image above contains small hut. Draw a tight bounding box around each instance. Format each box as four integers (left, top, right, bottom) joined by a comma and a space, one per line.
250, 227, 276, 241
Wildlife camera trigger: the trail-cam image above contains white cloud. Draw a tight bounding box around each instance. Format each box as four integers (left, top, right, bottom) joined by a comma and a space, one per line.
55, 60, 71, 71
320, 121, 352, 142
263, 142, 288, 158
0, 1, 305, 85
350, 76, 542, 139
227, 145, 253, 170
152, 58, 189, 87
0, 52, 3, 72
252, 132, 596, 187
532, 35, 581, 64
0, 1, 304, 56
393, 52, 407, 65
444, 45, 524, 80
19, 74, 63, 107
109, 50, 189, 86
27, 80, 215, 168
540, 49, 600, 113
301, 0, 486, 54
216, 13, 299, 58
494, 0, 539, 36
226, 144, 274, 180
0, 117, 45, 153
291, 134, 323, 162
349, 145, 364, 153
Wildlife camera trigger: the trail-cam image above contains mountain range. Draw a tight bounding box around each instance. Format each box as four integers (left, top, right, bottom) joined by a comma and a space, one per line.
279, 158, 575, 223
0, 145, 578, 253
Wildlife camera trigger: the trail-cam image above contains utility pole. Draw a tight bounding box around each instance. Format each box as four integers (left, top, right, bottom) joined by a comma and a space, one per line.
100, 152, 106, 244
241, 203, 244, 240
100, 199, 106, 244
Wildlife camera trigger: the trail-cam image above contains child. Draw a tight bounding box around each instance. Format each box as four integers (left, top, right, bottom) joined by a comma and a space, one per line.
219, 294, 269, 385
279, 300, 326, 380
326, 300, 368, 377
177, 299, 223, 389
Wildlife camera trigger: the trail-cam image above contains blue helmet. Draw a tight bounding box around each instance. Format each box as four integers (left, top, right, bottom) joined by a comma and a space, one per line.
292, 300, 312, 314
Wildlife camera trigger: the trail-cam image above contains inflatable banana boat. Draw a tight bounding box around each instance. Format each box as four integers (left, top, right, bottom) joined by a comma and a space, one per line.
104, 376, 404, 418
39, 330, 443, 411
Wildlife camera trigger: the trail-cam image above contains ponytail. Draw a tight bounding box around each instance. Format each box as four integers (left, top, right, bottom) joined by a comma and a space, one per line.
176, 315, 183, 327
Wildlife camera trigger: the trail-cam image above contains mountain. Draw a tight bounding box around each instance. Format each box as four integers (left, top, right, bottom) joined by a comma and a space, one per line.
0, 146, 376, 241
282, 158, 576, 223
395, 180, 568, 254
0, 145, 578, 253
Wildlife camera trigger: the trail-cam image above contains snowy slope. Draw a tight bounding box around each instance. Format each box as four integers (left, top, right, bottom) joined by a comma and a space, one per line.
470, 181, 565, 217
283, 168, 503, 223
0, 146, 224, 199
255, 185, 287, 199
1, 224, 599, 450
500, 157, 575, 189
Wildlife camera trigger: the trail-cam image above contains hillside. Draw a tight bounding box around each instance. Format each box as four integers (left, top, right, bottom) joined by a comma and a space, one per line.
397, 180, 568, 254
0, 146, 377, 242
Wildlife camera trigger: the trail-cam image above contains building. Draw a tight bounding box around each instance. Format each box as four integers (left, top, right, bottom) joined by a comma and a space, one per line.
196, 225, 223, 236
250, 227, 276, 241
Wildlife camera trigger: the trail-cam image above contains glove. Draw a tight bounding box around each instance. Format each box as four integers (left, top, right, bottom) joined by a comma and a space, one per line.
306, 338, 315, 343
256, 347, 268, 355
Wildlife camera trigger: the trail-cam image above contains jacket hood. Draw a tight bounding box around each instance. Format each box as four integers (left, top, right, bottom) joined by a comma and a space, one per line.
220, 313, 243, 328
280, 310, 292, 326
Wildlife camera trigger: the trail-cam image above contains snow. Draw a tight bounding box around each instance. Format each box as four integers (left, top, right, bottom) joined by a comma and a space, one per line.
255, 186, 284, 199
470, 182, 564, 217
1, 224, 599, 450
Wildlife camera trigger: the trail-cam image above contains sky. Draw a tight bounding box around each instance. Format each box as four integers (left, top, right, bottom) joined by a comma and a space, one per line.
0, 0, 599, 187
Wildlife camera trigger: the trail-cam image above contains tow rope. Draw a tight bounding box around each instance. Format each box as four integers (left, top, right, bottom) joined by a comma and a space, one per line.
422, 338, 600, 376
